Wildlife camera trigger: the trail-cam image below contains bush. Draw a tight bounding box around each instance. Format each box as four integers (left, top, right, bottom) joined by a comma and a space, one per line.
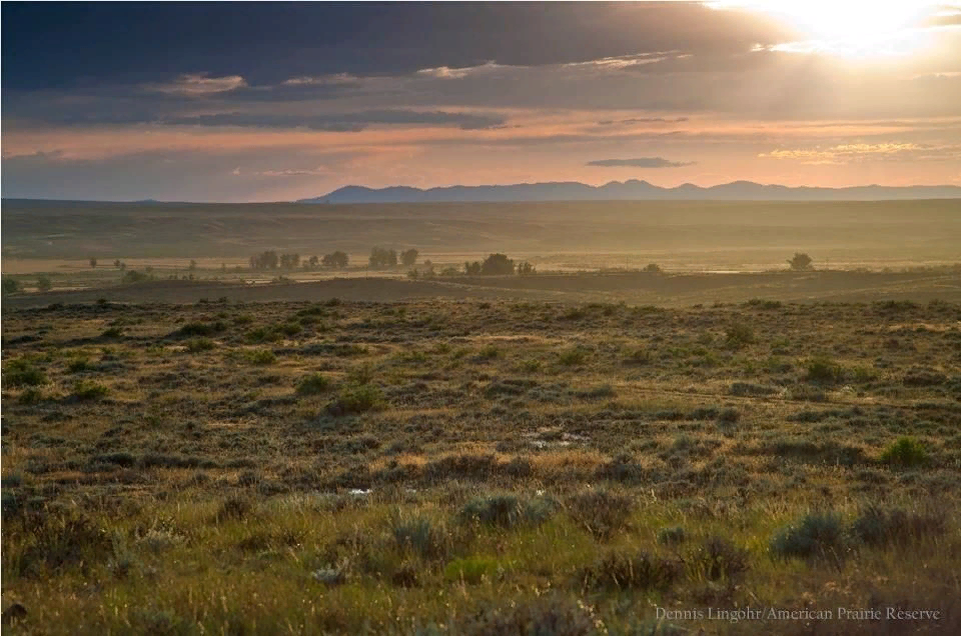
851, 505, 947, 547
771, 511, 848, 560
392, 517, 448, 559
805, 356, 844, 384
787, 252, 813, 271
5, 359, 48, 387
577, 550, 682, 591
400, 249, 419, 267
725, 324, 755, 348
566, 489, 634, 540
186, 337, 216, 353
326, 384, 384, 416
689, 536, 749, 581
244, 349, 277, 365
72, 381, 109, 401
880, 437, 928, 468
296, 373, 333, 395
657, 526, 688, 545
36, 275, 53, 292
458, 494, 556, 529
2, 277, 22, 295
558, 347, 588, 366
18, 387, 44, 404
179, 321, 226, 337
481, 253, 515, 275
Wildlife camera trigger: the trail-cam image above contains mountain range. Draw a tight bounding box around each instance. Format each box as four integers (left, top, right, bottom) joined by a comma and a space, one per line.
299, 180, 961, 203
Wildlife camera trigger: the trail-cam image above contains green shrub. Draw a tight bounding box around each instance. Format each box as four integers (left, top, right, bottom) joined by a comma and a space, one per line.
392, 517, 448, 560
101, 326, 123, 339
476, 345, 501, 360
771, 511, 848, 560
851, 505, 947, 547
566, 489, 634, 540
5, 359, 48, 387
725, 324, 755, 348
244, 349, 277, 365
67, 358, 92, 373
880, 437, 928, 468
18, 387, 44, 404
296, 373, 332, 395
577, 550, 681, 591
805, 356, 844, 384
179, 321, 227, 337
72, 381, 109, 401
458, 494, 556, 529
689, 536, 749, 581
326, 384, 384, 416
558, 347, 588, 366
186, 337, 216, 353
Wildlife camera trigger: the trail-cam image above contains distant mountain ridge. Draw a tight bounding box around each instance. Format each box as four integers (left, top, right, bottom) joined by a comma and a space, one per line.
300, 180, 961, 203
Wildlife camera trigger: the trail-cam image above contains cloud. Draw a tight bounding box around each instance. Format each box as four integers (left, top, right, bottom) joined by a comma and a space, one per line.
587, 157, 696, 168
145, 73, 248, 96
164, 110, 506, 131
759, 142, 961, 164
595, 117, 689, 126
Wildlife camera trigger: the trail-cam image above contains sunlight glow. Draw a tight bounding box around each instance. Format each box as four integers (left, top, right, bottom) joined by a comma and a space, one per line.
712, 0, 942, 59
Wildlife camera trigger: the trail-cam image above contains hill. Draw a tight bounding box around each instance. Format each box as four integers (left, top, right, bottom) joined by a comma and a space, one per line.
300, 180, 961, 203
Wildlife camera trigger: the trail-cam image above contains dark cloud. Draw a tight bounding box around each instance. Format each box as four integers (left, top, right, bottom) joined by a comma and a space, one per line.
587, 157, 695, 168
164, 110, 506, 131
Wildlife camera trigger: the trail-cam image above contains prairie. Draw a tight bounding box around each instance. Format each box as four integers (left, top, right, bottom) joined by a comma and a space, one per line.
2, 296, 960, 634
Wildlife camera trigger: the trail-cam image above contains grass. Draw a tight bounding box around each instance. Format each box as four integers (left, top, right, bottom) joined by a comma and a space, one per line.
1, 297, 959, 634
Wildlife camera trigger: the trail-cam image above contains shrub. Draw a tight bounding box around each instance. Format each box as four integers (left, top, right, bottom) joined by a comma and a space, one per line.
101, 326, 123, 338
851, 505, 947, 547
481, 253, 515, 275
67, 358, 92, 373
566, 489, 634, 540
458, 494, 556, 529
577, 550, 682, 591
392, 517, 448, 560
558, 347, 588, 366
245, 349, 277, 365
771, 511, 848, 560
72, 381, 109, 401
725, 324, 755, 348
689, 536, 749, 581
215, 496, 252, 523
787, 252, 813, 271
18, 387, 44, 404
5, 359, 48, 387
326, 384, 384, 416
805, 356, 844, 384
2, 277, 22, 295
296, 373, 332, 395
36, 274, 53, 292
643, 263, 662, 273
880, 437, 928, 468
186, 337, 216, 353
179, 321, 226, 337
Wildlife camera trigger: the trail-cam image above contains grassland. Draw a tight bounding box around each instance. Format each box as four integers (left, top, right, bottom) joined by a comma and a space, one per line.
2, 295, 960, 634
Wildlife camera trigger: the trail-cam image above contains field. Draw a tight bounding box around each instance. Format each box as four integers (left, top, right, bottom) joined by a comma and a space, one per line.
2, 295, 961, 634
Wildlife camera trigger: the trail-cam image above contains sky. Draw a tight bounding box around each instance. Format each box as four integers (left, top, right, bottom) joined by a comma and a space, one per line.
2, 1, 960, 202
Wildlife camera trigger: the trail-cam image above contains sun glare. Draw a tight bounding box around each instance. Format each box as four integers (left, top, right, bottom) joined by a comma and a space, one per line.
714, 0, 939, 59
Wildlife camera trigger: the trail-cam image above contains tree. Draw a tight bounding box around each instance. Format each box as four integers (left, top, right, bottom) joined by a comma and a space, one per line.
89, 257, 97, 269
481, 253, 515, 276
308, 255, 320, 269
2, 277, 22, 295
249, 250, 279, 270
787, 252, 813, 271
113, 259, 122, 269
464, 261, 482, 276
323, 251, 348, 268
369, 247, 398, 269
517, 261, 536, 276
643, 263, 662, 274
401, 249, 419, 267
279, 253, 300, 270
36, 275, 53, 292
188, 259, 198, 271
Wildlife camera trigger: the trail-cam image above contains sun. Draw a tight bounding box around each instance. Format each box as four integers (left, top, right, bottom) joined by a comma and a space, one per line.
712, 0, 937, 58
